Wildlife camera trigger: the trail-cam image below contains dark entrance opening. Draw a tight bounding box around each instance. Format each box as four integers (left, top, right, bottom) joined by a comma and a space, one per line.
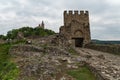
72, 38, 84, 47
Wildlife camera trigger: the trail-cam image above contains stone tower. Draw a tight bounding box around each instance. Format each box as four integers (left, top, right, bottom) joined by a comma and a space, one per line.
38, 21, 44, 29
60, 10, 91, 47
41, 21, 44, 28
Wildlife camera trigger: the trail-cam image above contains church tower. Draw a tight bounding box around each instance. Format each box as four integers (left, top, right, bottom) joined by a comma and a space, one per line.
41, 21, 44, 29
37, 21, 45, 29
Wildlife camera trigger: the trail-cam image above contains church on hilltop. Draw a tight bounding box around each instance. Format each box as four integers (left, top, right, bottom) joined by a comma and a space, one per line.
37, 21, 45, 29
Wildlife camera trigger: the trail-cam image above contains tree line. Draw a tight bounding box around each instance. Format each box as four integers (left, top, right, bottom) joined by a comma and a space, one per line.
0, 27, 55, 40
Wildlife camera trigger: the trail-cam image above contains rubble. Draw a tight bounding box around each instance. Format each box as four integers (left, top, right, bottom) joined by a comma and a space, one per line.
9, 38, 120, 80
76, 48, 120, 80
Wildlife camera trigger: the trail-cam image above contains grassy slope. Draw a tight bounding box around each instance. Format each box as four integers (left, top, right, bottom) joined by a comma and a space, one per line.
0, 42, 24, 80
67, 67, 96, 80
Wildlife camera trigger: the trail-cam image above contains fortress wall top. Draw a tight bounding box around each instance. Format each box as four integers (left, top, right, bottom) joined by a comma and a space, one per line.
64, 10, 89, 15
64, 10, 89, 26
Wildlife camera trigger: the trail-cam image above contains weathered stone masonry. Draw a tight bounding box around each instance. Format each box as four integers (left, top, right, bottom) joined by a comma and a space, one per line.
60, 10, 91, 47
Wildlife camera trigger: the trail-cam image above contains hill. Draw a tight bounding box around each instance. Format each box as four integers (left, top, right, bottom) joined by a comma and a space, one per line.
0, 27, 55, 40
0, 27, 97, 80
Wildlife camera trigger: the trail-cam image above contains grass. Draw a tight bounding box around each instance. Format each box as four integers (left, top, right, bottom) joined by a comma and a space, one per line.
67, 66, 96, 80
0, 40, 25, 80
68, 47, 78, 55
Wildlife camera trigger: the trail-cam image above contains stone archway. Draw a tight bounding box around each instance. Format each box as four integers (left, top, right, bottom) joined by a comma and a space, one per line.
72, 38, 84, 47
74, 30, 83, 37
72, 30, 84, 47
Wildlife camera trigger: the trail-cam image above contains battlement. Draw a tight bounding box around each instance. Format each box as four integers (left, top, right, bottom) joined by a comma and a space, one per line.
64, 10, 89, 26
64, 10, 89, 16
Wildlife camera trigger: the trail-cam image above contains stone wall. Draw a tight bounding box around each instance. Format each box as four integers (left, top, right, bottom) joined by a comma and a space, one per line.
85, 62, 107, 80
85, 44, 120, 55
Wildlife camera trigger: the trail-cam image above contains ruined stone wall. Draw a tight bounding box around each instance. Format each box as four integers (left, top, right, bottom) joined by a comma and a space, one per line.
85, 44, 120, 55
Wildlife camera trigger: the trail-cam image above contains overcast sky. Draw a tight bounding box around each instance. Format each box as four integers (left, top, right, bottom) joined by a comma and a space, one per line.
0, 0, 120, 40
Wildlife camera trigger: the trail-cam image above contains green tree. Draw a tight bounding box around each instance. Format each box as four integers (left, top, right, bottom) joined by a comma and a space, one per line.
7, 29, 18, 39
4, 26, 55, 39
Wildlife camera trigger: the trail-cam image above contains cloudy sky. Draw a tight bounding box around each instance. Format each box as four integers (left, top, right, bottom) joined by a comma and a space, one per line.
0, 0, 120, 40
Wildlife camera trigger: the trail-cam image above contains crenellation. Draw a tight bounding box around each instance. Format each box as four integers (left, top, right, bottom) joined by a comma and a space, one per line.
85, 11, 89, 15
65, 10, 89, 16
74, 11, 78, 15
64, 11, 67, 15
69, 10, 73, 15
80, 11, 84, 15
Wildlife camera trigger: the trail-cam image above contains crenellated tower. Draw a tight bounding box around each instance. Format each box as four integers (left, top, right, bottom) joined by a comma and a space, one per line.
60, 10, 91, 47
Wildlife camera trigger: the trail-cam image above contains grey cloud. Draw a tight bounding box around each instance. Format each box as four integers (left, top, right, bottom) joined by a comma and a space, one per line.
0, 0, 120, 40
91, 22, 120, 40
